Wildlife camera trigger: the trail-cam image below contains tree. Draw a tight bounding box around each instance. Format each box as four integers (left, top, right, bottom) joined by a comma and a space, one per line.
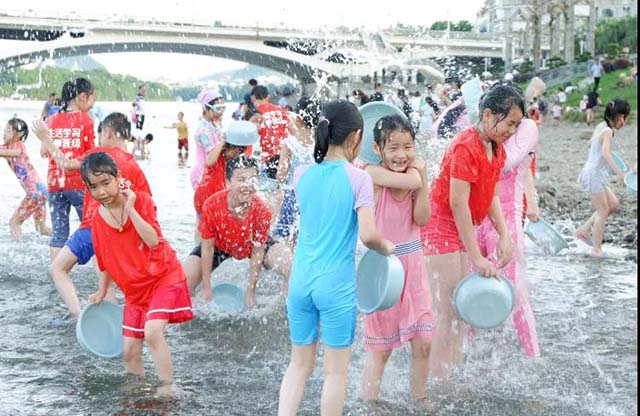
430, 21, 451, 31
453, 20, 473, 32
429, 20, 473, 32
595, 16, 637, 55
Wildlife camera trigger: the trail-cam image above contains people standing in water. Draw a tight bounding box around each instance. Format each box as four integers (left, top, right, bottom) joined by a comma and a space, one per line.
251, 85, 289, 179
0, 118, 51, 240
32, 112, 151, 325
164, 111, 189, 158
39, 78, 96, 262
133, 84, 146, 131
81, 152, 192, 390
576, 98, 631, 259
183, 156, 292, 308
190, 89, 224, 190
476, 118, 541, 358
278, 100, 395, 416
360, 114, 434, 403
421, 83, 524, 380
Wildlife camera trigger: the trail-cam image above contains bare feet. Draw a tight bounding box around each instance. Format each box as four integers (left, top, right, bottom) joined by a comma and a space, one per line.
9, 217, 22, 241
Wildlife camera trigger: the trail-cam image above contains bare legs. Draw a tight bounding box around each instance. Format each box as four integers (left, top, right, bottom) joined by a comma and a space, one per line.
576, 188, 619, 257
123, 319, 173, 384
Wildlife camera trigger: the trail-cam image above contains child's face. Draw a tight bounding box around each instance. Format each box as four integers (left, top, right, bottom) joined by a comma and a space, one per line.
178, 112, 184, 120
3, 124, 17, 144
227, 167, 258, 204
613, 114, 627, 130
376, 131, 415, 172
85, 172, 121, 206
482, 106, 523, 144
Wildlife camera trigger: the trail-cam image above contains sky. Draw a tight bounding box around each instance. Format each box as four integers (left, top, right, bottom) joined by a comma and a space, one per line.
4, 1, 484, 81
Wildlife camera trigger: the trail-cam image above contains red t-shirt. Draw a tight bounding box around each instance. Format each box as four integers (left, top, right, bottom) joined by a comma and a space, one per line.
198, 189, 271, 259
46, 111, 95, 191
430, 127, 506, 225
193, 155, 226, 215
79, 146, 152, 229
92, 192, 184, 306
257, 103, 288, 162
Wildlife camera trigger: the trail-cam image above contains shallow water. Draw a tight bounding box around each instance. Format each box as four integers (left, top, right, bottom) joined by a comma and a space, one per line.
0, 101, 636, 415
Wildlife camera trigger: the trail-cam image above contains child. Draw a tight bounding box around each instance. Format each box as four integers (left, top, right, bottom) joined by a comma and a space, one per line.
0, 118, 51, 240
183, 155, 292, 308
38, 77, 96, 262
164, 112, 189, 157
142, 133, 153, 159
273, 96, 318, 245
576, 99, 631, 258
421, 83, 524, 379
33, 112, 152, 324
191, 90, 224, 189
81, 152, 192, 386
476, 118, 541, 358
361, 114, 434, 402
277, 101, 395, 416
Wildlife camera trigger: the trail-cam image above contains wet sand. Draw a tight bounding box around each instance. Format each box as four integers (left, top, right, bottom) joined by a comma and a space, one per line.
534, 118, 637, 261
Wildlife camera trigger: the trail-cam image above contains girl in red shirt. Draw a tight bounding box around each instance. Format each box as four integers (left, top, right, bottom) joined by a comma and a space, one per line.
81, 152, 193, 388
421, 83, 525, 379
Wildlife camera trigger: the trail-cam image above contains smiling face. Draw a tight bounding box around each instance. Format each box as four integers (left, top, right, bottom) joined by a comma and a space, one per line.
481, 105, 524, 144
85, 171, 121, 206
375, 130, 415, 172
227, 167, 258, 205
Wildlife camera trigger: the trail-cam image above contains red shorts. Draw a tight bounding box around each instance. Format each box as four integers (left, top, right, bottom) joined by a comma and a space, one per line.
122, 280, 193, 339
421, 205, 466, 256
178, 138, 188, 151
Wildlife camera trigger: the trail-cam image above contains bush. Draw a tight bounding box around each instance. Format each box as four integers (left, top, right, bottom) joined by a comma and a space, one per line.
605, 43, 622, 59
547, 56, 566, 69
576, 51, 592, 63
602, 60, 616, 73
518, 59, 534, 74
613, 58, 630, 70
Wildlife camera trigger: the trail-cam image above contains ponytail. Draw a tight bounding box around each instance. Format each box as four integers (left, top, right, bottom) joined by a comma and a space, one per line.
314, 118, 331, 163
313, 100, 363, 163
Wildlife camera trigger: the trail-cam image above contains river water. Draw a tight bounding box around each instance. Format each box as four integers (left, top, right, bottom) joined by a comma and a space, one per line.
0, 100, 636, 415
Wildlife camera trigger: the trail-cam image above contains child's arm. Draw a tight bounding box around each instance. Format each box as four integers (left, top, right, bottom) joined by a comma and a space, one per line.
0, 148, 22, 158
246, 245, 266, 309
365, 164, 422, 190
486, 184, 512, 268
205, 134, 226, 167
450, 178, 497, 277
411, 158, 431, 226
123, 189, 159, 248
88, 271, 113, 304
200, 238, 214, 301
276, 142, 292, 186
523, 162, 540, 221
601, 130, 626, 181
31, 120, 81, 171
357, 206, 395, 255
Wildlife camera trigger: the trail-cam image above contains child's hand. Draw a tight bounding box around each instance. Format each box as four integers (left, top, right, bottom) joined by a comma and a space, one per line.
31, 120, 50, 141
122, 188, 137, 213
526, 204, 540, 222
381, 239, 396, 256
88, 290, 105, 305
471, 255, 497, 277
202, 286, 213, 302
496, 236, 512, 268
409, 157, 427, 172
245, 287, 256, 309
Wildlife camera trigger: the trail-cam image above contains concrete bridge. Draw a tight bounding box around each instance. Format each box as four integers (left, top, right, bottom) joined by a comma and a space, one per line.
0, 12, 506, 86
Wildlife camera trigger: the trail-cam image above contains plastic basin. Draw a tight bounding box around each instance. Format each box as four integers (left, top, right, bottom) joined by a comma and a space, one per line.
76, 301, 124, 359
524, 218, 569, 255
358, 102, 407, 165
453, 272, 515, 329
356, 249, 405, 314
624, 171, 637, 196
225, 120, 259, 146
607, 151, 628, 175
212, 283, 246, 314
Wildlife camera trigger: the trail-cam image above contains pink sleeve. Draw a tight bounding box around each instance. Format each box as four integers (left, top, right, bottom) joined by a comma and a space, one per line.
292, 164, 313, 189
345, 164, 375, 210
503, 119, 538, 172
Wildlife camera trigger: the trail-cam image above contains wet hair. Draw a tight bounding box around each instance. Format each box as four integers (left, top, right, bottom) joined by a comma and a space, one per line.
295, 96, 320, 129
60, 77, 94, 112
100, 112, 131, 140
80, 152, 118, 185
603, 98, 631, 130
7, 118, 29, 141
373, 114, 415, 152
478, 83, 526, 154
438, 103, 467, 139
251, 85, 269, 100
144, 133, 153, 143
314, 100, 363, 163
223, 142, 247, 154
249, 78, 258, 87
225, 155, 259, 180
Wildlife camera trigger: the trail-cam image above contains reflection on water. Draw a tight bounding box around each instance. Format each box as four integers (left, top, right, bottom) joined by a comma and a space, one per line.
0, 101, 636, 415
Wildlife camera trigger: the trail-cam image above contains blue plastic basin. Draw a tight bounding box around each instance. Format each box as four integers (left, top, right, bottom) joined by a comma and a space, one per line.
212, 283, 246, 314
524, 218, 569, 255
453, 272, 515, 329
607, 152, 628, 175
356, 249, 405, 314
624, 171, 637, 196
225, 120, 260, 146
358, 102, 407, 165
76, 301, 124, 359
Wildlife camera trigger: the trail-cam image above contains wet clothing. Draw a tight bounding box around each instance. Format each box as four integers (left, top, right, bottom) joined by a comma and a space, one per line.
287, 160, 374, 348
190, 118, 220, 189
364, 186, 435, 351
578, 122, 612, 194
257, 103, 288, 163
193, 154, 227, 216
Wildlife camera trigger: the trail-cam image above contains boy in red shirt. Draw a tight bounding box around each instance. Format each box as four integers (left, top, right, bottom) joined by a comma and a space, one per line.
183, 155, 292, 309
81, 152, 192, 386
33, 112, 152, 324
251, 85, 289, 178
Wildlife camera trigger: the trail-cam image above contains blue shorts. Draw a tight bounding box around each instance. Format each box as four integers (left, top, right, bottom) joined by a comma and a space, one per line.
65, 228, 94, 265
286, 267, 357, 349
275, 189, 298, 238
49, 190, 84, 248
